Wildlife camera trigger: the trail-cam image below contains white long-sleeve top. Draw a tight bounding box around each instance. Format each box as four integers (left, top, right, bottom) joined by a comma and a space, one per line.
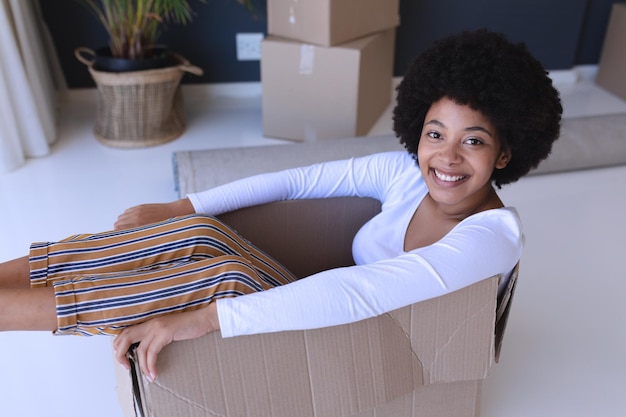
187, 151, 524, 338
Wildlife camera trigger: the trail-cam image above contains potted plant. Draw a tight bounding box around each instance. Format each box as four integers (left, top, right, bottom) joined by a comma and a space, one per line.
73, 0, 252, 148
76, 0, 216, 70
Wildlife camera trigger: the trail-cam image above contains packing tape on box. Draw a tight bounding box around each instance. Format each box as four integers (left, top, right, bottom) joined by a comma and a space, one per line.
299, 44, 315, 74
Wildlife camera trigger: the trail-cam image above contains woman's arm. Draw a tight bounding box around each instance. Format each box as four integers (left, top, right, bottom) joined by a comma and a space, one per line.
217, 208, 523, 337
186, 152, 407, 215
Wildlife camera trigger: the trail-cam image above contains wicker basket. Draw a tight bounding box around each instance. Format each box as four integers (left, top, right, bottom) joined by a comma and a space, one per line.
76, 48, 203, 148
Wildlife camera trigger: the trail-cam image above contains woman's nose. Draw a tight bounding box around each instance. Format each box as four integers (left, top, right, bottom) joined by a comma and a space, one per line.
439, 143, 462, 163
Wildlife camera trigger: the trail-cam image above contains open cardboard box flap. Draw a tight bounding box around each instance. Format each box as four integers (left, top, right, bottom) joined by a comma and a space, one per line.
116, 197, 518, 417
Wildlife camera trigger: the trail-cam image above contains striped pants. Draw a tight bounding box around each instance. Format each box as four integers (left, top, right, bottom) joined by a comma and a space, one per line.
29, 214, 296, 336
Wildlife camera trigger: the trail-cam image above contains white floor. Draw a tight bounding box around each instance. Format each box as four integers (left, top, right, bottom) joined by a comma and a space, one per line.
1, 68, 625, 417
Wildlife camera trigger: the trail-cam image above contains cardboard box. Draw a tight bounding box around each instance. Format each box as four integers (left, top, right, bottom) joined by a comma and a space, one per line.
115, 197, 518, 417
261, 29, 395, 142
267, 0, 400, 46
596, 3, 626, 101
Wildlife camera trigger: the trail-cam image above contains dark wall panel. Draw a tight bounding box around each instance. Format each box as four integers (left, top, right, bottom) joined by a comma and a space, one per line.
40, 0, 621, 88
394, 0, 587, 76
576, 0, 619, 64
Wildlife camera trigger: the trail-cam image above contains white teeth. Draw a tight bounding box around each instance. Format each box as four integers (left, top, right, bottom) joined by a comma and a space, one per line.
434, 170, 466, 182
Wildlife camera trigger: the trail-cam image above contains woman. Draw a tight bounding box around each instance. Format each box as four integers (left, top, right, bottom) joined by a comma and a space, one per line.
0, 29, 562, 383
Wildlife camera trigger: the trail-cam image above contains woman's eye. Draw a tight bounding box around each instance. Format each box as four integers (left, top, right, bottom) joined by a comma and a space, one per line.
465, 137, 483, 145
426, 131, 441, 139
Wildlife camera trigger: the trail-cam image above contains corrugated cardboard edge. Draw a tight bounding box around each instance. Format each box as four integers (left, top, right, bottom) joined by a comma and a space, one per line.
113, 342, 139, 417
495, 263, 519, 362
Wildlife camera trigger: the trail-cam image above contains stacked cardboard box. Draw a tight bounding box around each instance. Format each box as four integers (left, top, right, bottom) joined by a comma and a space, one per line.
261, 0, 400, 141
596, 3, 626, 101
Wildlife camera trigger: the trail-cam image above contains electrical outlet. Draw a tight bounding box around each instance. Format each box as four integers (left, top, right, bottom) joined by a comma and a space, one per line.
236, 33, 263, 61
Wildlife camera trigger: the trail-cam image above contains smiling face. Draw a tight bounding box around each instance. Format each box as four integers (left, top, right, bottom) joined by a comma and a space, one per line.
417, 97, 511, 217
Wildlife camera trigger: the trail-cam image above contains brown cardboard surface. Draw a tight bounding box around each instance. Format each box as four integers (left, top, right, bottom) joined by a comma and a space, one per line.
267, 0, 399, 46
352, 380, 482, 417
390, 279, 497, 385
126, 278, 497, 417
116, 198, 512, 417
219, 198, 381, 278
261, 30, 395, 142
596, 3, 626, 100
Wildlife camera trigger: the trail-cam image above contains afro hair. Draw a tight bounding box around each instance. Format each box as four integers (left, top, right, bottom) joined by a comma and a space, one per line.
393, 29, 563, 187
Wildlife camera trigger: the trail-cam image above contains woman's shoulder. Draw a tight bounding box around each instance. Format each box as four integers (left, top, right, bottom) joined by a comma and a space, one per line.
457, 207, 523, 243
470, 206, 520, 221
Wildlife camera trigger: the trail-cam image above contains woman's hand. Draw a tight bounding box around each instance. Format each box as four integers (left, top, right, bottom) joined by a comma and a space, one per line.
113, 303, 220, 382
114, 199, 195, 230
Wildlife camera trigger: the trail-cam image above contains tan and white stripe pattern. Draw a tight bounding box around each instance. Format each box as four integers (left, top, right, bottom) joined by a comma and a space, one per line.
29, 215, 296, 336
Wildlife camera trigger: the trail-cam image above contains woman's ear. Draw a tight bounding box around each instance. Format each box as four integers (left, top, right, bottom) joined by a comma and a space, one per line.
495, 149, 512, 169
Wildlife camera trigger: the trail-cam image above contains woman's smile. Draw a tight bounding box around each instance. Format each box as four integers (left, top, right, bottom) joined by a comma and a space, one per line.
432, 168, 468, 183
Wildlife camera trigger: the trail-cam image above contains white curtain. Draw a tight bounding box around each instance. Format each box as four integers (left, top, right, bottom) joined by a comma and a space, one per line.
0, 0, 64, 172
